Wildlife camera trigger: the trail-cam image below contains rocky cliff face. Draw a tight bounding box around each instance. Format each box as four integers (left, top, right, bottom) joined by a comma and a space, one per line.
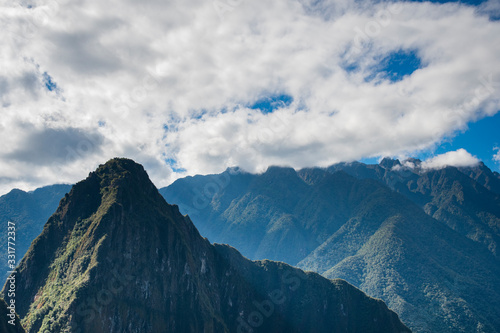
3, 158, 410, 333
0, 297, 25, 333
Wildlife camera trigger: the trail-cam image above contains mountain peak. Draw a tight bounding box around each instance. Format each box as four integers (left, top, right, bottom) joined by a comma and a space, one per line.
95, 157, 146, 176
6, 159, 410, 333
93, 158, 154, 192
379, 157, 401, 169
71, 158, 164, 217
264, 165, 297, 175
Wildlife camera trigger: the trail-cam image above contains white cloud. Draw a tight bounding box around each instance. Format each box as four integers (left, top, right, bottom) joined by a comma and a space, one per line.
494, 147, 500, 164
421, 149, 480, 170
0, 0, 499, 194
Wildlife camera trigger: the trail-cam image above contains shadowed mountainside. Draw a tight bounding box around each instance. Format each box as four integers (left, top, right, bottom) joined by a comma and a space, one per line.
2, 158, 409, 333
0, 297, 25, 333
160, 162, 500, 333
0, 185, 72, 280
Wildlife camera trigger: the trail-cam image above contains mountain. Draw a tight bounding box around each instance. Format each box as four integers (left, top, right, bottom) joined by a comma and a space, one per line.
0, 185, 72, 279
160, 164, 500, 333
161, 167, 385, 265
2, 158, 409, 333
459, 162, 500, 195
327, 160, 500, 257
0, 297, 25, 333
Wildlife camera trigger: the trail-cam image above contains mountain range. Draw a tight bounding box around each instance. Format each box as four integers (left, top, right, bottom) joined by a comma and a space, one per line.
327, 159, 500, 257
1, 158, 409, 333
160, 160, 500, 332
1, 158, 499, 332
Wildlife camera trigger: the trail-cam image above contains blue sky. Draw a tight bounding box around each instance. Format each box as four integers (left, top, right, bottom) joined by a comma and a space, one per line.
432, 112, 500, 171
376, 50, 422, 82
250, 94, 294, 114
361, 113, 500, 172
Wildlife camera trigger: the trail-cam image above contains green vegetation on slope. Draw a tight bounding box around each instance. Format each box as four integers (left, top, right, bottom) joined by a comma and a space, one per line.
3, 158, 409, 333
161, 163, 500, 333
0, 297, 25, 333
0, 185, 72, 280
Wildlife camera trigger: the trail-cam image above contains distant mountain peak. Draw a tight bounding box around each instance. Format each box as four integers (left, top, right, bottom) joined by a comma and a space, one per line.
379, 157, 401, 169
223, 166, 247, 174
264, 165, 297, 175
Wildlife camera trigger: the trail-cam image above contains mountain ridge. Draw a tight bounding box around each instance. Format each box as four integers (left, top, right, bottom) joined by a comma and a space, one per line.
3, 158, 499, 332
327, 159, 500, 257
2, 158, 409, 333
160, 160, 500, 333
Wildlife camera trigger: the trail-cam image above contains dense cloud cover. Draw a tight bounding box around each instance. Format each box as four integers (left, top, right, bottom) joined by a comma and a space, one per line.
0, 0, 499, 194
